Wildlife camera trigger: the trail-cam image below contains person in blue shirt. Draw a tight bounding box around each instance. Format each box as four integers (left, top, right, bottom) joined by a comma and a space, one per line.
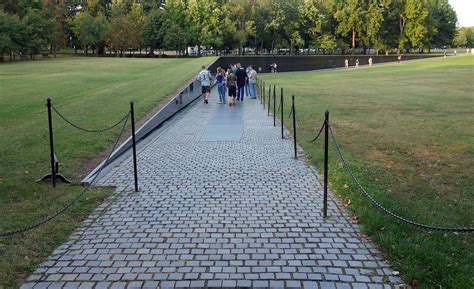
215, 67, 226, 104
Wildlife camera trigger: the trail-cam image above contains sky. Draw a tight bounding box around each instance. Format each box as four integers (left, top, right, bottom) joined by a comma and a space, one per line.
449, 0, 474, 27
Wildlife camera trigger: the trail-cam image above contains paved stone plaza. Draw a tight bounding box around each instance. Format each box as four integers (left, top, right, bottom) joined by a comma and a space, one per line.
22, 88, 402, 288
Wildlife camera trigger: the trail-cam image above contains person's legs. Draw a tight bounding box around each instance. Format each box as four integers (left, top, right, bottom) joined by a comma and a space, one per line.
220, 85, 226, 103
219, 86, 223, 103
238, 85, 245, 101
201, 86, 207, 103
250, 82, 256, 98
203, 86, 210, 103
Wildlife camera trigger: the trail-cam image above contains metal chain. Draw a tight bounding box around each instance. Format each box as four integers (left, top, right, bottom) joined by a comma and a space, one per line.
287, 102, 301, 128
0, 112, 131, 237
309, 121, 326, 142
328, 122, 473, 233
52, 105, 130, 133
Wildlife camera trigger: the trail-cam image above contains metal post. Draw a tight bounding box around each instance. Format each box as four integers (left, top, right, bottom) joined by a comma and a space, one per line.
257, 79, 259, 100
47, 98, 56, 188
262, 81, 265, 105
263, 81, 266, 108
267, 85, 271, 116
280, 87, 284, 138
273, 85, 276, 126
323, 110, 329, 218
130, 101, 139, 192
292, 95, 297, 159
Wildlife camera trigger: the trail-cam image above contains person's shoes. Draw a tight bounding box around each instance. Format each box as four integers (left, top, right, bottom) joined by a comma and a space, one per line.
204, 100, 208, 104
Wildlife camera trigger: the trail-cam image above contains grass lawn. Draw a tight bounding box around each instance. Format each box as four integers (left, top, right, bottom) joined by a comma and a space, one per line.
261, 55, 474, 288
0, 56, 215, 287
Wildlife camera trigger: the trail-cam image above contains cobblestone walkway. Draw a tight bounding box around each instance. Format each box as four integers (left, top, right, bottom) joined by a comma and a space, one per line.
22, 88, 402, 288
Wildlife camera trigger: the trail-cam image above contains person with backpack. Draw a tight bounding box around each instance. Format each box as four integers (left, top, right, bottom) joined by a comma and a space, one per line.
197, 66, 212, 104
226, 69, 237, 106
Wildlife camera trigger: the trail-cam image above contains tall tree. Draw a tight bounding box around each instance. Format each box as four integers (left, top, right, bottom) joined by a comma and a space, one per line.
0, 11, 24, 60
427, 0, 457, 48
21, 8, 57, 58
334, 0, 365, 53
106, 2, 131, 56
401, 0, 428, 50
143, 8, 165, 54
128, 3, 145, 52
70, 10, 107, 55
299, 0, 325, 49
364, 0, 384, 52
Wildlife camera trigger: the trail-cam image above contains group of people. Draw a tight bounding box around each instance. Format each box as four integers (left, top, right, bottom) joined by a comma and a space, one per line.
344, 57, 374, 68
197, 63, 258, 106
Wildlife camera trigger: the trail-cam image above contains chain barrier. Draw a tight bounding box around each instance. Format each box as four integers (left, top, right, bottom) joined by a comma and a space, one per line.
52, 105, 130, 133
0, 112, 131, 237
309, 120, 326, 142
288, 105, 301, 128
328, 122, 474, 233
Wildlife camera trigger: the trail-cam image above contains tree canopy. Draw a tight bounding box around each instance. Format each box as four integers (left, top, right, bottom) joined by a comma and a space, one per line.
0, 0, 466, 58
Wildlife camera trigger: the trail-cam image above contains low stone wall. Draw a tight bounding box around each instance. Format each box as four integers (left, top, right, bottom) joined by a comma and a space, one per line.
210, 54, 442, 73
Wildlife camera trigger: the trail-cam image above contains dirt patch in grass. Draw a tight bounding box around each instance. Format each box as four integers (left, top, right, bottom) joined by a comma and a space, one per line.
368, 149, 404, 170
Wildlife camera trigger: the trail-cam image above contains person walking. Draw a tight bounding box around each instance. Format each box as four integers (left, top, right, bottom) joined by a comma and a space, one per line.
355, 59, 359, 68
215, 67, 226, 104
368, 57, 373, 67
245, 65, 251, 97
235, 63, 247, 102
345, 59, 349, 68
247, 65, 257, 99
270, 62, 278, 73
226, 69, 237, 106
197, 65, 212, 104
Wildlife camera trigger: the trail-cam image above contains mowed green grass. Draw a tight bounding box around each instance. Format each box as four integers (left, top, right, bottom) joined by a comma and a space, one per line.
0, 56, 215, 287
262, 56, 474, 288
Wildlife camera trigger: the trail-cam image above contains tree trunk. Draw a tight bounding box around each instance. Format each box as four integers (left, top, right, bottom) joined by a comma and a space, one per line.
352, 27, 356, 54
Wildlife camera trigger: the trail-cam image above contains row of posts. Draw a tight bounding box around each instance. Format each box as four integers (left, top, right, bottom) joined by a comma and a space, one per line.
46, 98, 139, 192
256, 79, 330, 218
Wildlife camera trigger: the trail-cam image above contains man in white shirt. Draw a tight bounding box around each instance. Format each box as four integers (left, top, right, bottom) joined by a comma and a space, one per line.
197, 66, 212, 104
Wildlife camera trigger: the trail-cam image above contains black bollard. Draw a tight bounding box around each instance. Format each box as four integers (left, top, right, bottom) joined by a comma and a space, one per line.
280, 87, 284, 138
267, 85, 271, 116
292, 95, 297, 159
47, 98, 56, 188
273, 85, 276, 127
130, 101, 139, 193
263, 81, 266, 108
323, 110, 329, 218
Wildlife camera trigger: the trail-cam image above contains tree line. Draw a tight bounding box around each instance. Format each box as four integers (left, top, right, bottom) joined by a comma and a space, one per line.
0, 0, 468, 59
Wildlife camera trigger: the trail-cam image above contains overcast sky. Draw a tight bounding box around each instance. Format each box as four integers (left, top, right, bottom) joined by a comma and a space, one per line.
449, 0, 474, 27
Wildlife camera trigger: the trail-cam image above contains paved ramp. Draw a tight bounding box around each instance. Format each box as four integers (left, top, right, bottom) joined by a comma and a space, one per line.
22, 87, 402, 288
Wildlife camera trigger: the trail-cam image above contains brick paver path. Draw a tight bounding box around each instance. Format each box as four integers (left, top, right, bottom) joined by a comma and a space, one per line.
22, 88, 402, 288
